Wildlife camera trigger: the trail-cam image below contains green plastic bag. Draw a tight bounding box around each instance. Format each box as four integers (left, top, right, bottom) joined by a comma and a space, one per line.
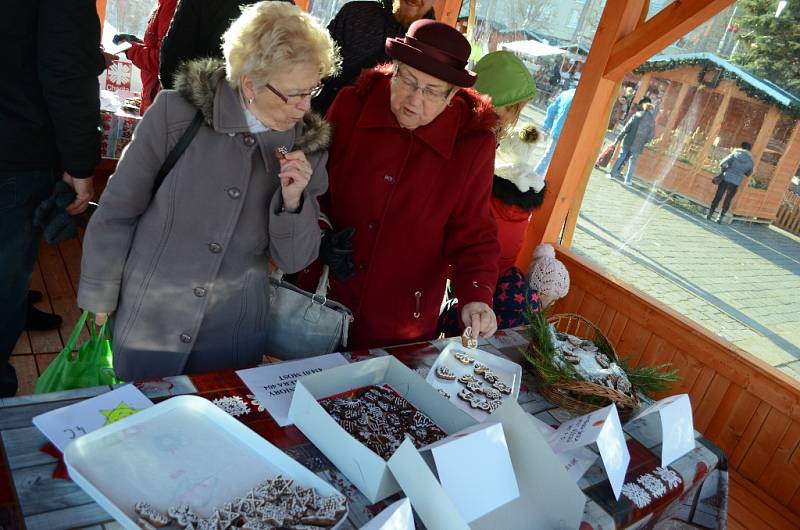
35, 311, 121, 394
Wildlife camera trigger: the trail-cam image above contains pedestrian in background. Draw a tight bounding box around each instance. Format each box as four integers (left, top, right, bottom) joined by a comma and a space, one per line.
534, 84, 576, 177
707, 142, 754, 223
609, 97, 656, 186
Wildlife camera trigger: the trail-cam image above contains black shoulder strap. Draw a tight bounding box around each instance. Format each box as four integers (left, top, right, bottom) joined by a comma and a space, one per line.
152, 109, 205, 197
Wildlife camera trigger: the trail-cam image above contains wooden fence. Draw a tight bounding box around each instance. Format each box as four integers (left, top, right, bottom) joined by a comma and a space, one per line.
552, 245, 800, 527
774, 189, 800, 236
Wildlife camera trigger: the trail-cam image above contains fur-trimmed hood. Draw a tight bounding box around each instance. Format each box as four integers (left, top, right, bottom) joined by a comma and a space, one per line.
353, 65, 497, 136
173, 58, 331, 155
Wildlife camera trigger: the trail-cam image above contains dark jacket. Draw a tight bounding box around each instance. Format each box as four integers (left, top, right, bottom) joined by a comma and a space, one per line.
0, 0, 103, 178
312, 0, 434, 115
79, 59, 330, 380
316, 67, 499, 349
720, 148, 754, 186
618, 108, 656, 154
159, 0, 292, 90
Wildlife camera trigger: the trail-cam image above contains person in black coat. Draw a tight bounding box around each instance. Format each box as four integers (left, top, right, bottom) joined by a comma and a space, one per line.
159, 0, 293, 90
0, 0, 104, 397
312, 0, 434, 115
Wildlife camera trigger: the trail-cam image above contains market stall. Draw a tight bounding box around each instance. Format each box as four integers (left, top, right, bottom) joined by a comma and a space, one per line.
0, 329, 726, 529
623, 52, 800, 223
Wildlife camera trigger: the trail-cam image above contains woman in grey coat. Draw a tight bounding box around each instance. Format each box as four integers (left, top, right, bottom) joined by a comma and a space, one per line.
78, 2, 340, 381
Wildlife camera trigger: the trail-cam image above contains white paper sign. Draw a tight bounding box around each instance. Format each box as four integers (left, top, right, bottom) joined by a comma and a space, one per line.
551, 405, 630, 500
426, 422, 520, 523
529, 415, 596, 482
629, 394, 695, 467
237, 353, 348, 426
33, 384, 153, 452
359, 498, 414, 530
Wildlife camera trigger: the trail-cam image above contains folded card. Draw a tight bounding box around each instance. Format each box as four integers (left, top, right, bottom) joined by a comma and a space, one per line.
628, 393, 695, 467
550, 405, 630, 500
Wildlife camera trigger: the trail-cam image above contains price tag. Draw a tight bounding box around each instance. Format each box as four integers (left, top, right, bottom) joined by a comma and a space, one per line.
33, 384, 153, 452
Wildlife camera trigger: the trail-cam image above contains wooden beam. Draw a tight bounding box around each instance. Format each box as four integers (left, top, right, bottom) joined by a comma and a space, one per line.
657, 82, 691, 153
96, 0, 107, 31
695, 81, 733, 175
605, 0, 735, 80
436, 0, 463, 26
516, 0, 648, 271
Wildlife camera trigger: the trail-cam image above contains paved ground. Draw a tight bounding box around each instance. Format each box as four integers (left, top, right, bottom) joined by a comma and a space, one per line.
520, 107, 800, 379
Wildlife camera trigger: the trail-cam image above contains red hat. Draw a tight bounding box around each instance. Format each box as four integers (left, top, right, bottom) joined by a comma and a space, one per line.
385, 20, 476, 87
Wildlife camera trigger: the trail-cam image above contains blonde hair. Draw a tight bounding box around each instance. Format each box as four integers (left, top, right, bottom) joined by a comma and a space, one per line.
496, 99, 530, 139
222, 2, 341, 89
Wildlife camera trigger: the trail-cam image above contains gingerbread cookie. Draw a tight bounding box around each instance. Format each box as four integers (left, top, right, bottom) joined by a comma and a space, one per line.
595, 353, 611, 368
435, 365, 456, 380
274, 146, 289, 160
453, 351, 475, 365
134, 502, 169, 528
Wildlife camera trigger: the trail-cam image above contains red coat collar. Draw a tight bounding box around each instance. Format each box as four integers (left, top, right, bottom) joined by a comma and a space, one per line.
356, 76, 462, 160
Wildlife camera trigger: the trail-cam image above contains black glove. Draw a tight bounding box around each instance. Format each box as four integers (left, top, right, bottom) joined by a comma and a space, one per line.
33, 181, 89, 245
320, 226, 356, 282
112, 33, 143, 45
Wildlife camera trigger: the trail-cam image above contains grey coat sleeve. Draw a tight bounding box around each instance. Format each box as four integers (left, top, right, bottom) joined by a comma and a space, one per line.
78, 93, 172, 312
267, 151, 329, 273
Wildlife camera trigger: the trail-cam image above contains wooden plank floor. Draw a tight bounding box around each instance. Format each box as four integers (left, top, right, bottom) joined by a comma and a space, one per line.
10, 238, 87, 396
11, 239, 794, 530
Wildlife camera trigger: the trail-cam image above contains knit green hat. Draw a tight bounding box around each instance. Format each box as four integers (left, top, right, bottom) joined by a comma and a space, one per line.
474, 51, 537, 107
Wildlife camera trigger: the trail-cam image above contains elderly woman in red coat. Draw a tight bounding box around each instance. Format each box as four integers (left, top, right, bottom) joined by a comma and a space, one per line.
318, 20, 500, 350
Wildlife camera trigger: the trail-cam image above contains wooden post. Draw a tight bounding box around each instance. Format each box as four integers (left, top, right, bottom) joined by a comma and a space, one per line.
96, 0, 107, 30
466, 0, 477, 39
657, 82, 691, 153
516, 0, 648, 269
728, 105, 781, 215
695, 81, 733, 174
295, 0, 309, 11
632, 72, 652, 106
436, 0, 463, 26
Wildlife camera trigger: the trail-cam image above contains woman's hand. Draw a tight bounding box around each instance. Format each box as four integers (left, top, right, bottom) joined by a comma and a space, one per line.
94, 312, 111, 325
461, 302, 498, 339
279, 150, 312, 211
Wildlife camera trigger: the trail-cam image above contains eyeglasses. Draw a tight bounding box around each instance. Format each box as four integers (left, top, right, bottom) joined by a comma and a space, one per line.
264, 82, 323, 104
391, 68, 452, 103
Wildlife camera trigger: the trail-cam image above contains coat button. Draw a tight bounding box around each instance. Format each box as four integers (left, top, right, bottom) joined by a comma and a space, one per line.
208, 242, 222, 253
243, 134, 256, 146
227, 187, 241, 199
359, 264, 366, 271
384, 175, 395, 184
193, 287, 206, 297
179, 333, 192, 343
368, 221, 376, 230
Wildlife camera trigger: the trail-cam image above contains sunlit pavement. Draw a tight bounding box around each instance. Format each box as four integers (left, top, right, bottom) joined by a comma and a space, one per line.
519, 105, 800, 379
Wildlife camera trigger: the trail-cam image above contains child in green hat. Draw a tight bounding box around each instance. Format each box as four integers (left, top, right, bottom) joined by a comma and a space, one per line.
439, 50, 546, 334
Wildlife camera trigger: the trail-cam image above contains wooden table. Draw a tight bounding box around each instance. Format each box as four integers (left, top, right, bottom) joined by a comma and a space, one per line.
0, 328, 727, 529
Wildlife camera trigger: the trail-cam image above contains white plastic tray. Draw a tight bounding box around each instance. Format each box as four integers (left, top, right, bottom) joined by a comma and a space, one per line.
64, 394, 346, 529
425, 342, 522, 420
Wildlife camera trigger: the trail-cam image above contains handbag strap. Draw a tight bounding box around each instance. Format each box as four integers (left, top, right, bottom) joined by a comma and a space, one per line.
65, 311, 89, 360
269, 264, 332, 303
152, 109, 205, 197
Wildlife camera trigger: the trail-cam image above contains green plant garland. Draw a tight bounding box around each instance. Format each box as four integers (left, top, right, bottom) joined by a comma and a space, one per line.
522, 306, 679, 398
